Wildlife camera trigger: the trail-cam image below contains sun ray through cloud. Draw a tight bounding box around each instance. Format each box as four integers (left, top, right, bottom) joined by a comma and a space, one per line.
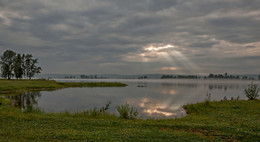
168, 50, 204, 74
142, 43, 205, 74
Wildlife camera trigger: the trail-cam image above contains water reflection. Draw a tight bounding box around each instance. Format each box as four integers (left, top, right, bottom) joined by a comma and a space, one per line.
137, 82, 148, 87
138, 98, 184, 118
161, 89, 176, 95
208, 84, 240, 91
161, 82, 241, 92
4, 79, 259, 119
161, 83, 198, 88
6, 92, 41, 111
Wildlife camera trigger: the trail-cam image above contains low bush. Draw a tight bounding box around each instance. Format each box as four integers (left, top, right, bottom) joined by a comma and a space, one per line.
116, 103, 138, 119
83, 101, 111, 117
205, 92, 211, 106
244, 82, 259, 100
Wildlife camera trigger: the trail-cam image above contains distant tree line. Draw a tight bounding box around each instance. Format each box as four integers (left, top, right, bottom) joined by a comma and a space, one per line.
160, 73, 259, 80
138, 76, 147, 79
241, 76, 255, 80
207, 73, 239, 79
206, 73, 257, 80
161, 75, 199, 79
80, 75, 106, 79
65, 76, 76, 79
0, 50, 41, 80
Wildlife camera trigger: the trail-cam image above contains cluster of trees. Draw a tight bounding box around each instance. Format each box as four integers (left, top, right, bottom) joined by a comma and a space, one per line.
65, 76, 76, 79
80, 75, 106, 79
207, 73, 239, 79
138, 76, 147, 79
0, 50, 41, 80
160, 73, 259, 80
241, 76, 255, 80
161, 75, 199, 79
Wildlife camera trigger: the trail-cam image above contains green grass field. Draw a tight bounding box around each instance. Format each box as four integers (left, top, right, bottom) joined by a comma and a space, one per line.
0, 79, 259, 141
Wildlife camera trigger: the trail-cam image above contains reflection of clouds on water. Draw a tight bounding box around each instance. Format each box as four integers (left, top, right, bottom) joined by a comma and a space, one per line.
127, 98, 185, 119
161, 89, 176, 95
140, 98, 177, 117
148, 83, 178, 95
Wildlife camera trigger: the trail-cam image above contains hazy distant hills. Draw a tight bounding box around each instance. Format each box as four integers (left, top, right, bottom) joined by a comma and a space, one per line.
35, 74, 162, 79
35, 74, 260, 80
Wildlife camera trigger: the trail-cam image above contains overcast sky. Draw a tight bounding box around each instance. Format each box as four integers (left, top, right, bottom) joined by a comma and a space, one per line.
0, 0, 259, 75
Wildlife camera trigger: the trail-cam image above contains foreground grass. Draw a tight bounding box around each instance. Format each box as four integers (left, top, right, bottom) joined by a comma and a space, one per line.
0, 79, 126, 94
0, 98, 259, 141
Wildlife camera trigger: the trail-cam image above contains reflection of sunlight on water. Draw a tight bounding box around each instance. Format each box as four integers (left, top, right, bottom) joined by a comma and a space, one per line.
139, 98, 181, 118
161, 89, 176, 95
143, 107, 176, 117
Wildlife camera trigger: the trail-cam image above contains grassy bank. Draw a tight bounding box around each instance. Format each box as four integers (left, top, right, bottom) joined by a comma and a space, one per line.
0, 79, 259, 141
0, 97, 259, 141
0, 79, 126, 94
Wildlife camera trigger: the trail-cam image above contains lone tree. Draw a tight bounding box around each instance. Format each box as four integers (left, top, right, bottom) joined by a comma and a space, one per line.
23, 54, 41, 79
14, 53, 23, 79
0, 50, 16, 80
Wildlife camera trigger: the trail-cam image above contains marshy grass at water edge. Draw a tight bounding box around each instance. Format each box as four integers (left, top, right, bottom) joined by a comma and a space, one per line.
0, 79, 127, 94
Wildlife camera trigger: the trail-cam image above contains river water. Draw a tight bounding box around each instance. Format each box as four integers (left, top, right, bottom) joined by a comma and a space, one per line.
6, 79, 260, 119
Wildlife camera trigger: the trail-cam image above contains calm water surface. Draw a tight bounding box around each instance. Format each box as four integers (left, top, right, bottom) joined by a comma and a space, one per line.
7, 79, 260, 119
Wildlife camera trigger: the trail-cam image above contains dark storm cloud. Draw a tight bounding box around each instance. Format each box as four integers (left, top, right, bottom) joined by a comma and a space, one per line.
0, 0, 259, 74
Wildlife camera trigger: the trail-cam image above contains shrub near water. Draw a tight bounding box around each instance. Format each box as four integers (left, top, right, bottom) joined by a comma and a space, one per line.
81, 101, 111, 118
116, 103, 138, 119
244, 82, 259, 100
204, 92, 211, 106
